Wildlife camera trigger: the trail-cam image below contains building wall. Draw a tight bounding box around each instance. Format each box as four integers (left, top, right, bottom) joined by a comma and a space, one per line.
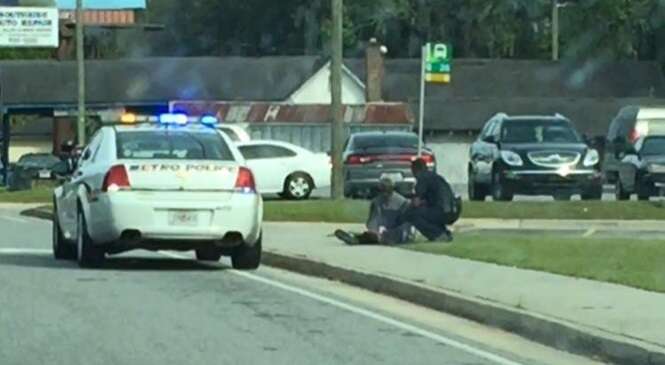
428, 134, 476, 186
247, 123, 411, 153
9, 140, 53, 162
287, 64, 366, 105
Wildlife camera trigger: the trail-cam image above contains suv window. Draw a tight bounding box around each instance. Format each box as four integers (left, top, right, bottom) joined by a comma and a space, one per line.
239, 145, 297, 160
639, 136, 665, 155
116, 131, 234, 161
480, 119, 496, 139
501, 120, 581, 144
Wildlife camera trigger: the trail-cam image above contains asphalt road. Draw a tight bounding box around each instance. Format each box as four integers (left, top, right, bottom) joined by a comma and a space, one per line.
0, 206, 603, 365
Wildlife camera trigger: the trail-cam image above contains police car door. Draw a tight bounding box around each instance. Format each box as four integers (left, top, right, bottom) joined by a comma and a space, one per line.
59, 132, 104, 236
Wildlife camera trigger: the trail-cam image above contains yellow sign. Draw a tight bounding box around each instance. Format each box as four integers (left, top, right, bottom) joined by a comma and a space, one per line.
425, 73, 451, 84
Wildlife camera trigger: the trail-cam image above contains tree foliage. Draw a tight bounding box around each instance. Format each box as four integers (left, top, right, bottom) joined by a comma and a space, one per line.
2, 0, 665, 62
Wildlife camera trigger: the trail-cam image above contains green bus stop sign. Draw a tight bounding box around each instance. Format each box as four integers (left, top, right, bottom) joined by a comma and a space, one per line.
424, 43, 452, 83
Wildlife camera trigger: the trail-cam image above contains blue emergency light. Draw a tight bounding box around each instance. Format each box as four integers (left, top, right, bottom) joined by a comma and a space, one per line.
200, 115, 219, 125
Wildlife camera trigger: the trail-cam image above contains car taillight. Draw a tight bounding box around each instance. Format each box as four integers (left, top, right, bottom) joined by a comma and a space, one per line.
102, 165, 130, 192
346, 155, 370, 165
421, 153, 436, 167
235, 167, 256, 193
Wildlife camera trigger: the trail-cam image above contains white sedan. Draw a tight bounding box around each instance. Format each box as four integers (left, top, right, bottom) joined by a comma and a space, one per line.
52, 114, 263, 269
236, 140, 330, 200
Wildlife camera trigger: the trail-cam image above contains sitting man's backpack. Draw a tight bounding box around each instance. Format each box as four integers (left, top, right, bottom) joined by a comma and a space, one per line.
440, 176, 462, 225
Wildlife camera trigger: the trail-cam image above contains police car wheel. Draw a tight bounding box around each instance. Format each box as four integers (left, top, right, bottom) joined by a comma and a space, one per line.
53, 205, 76, 260
76, 208, 105, 268
231, 235, 262, 270
195, 247, 222, 262
284, 173, 313, 200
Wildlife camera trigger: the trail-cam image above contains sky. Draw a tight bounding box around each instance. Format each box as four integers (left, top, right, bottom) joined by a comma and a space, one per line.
55, 0, 145, 9
0, 0, 146, 9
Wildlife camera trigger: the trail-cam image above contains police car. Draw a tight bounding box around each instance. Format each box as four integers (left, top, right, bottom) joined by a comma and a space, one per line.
52, 113, 263, 269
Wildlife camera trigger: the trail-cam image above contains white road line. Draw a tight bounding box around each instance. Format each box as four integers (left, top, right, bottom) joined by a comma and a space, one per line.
159, 251, 524, 365
0, 215, 30, 224
0, 248, 51, 255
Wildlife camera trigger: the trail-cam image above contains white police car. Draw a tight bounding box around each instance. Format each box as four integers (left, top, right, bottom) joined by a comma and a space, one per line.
52, 113, 263, 269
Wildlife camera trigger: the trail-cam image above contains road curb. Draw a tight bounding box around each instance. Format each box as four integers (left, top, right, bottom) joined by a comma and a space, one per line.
262, 251, 665, 365
21, 207, 665, 364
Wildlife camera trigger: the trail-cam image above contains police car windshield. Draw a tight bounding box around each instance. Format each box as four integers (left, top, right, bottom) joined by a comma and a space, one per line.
501, 120, 581, 144
116, 130, 235, 161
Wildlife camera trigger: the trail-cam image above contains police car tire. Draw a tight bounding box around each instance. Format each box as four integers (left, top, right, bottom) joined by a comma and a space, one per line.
76, 208, 105, 268
53, 205, 76, 260
195, 247, 222, 262
231, 235, 262, 270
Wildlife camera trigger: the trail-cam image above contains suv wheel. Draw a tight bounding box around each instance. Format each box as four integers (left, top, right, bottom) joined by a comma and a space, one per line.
231, 234, 262, 270
553, 193, 572, 201
491, 170, 513, 202
468, 171, 487, 201
637, 181, 653, 201
76, 208, 105, 268
615, 181, 630, 201
283, 173, 313, 200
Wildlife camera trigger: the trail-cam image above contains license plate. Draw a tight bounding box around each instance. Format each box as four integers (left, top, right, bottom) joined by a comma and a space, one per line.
381, 172, 403, 182
168, 211, 199, 226
38, 170, 51, 179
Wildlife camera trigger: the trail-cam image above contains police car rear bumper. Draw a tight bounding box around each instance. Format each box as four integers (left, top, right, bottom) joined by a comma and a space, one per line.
89, 191, 262, 247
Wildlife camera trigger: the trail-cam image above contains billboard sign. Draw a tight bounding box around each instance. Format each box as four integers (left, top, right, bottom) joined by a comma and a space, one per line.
0, 6, 58, 47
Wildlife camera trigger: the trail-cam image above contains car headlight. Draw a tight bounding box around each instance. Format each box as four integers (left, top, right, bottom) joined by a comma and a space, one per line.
500, 150, 523, 166
583, 149, 600, 167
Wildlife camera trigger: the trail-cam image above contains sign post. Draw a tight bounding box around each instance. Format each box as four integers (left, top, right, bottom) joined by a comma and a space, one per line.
418, 42, 452, 156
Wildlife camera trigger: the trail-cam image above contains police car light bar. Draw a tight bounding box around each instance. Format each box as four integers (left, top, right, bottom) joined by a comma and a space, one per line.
116, 113, 215, 125
159, 113, 189, 125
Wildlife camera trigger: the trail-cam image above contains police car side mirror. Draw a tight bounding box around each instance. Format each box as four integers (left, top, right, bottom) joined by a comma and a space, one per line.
52, 161, 72, 178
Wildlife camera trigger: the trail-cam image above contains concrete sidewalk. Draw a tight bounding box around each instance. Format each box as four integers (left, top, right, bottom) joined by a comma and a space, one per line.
262, 222, 665, 365
457, 218, 665, 232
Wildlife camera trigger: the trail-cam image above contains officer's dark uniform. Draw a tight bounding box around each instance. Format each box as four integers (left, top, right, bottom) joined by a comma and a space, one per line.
402, 169, 454, 241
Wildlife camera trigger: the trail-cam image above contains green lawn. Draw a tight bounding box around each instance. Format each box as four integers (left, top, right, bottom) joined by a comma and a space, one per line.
0, 184, 54, 204
406, 232, 665, 293
264, 200, 665, 222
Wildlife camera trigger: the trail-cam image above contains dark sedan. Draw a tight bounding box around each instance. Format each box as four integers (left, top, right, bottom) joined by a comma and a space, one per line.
343, 131, 435, 198
15, 153, 61, 180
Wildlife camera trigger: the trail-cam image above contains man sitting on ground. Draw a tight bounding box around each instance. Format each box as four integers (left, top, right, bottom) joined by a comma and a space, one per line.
334, 178, 413, 245
400, 158, 457, 242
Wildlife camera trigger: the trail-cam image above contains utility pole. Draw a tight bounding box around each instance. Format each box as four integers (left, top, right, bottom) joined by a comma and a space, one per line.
552, 0, 559, 61
76, 0, 86, 145
330, 0, 344, 200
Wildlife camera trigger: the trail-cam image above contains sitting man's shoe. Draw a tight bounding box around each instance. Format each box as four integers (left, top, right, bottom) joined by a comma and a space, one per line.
334, 230, 360, 245
430, 231, 453, 243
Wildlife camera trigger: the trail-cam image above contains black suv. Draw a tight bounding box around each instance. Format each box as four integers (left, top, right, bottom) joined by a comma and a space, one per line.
615, 135, 665, 200
468, 114, 603, 201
